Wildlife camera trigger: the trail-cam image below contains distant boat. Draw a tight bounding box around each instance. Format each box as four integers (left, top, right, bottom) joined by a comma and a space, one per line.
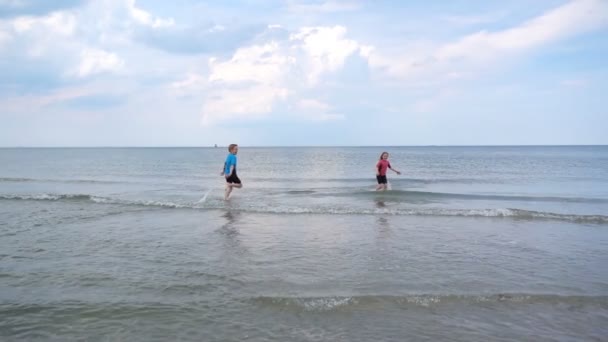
214, 144, 218, 148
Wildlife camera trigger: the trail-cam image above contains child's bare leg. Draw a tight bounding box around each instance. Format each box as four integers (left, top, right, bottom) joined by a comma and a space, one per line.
224, 183, 233, 200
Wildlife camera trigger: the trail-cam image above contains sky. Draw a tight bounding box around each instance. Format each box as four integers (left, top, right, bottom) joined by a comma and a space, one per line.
0, 0, 607, 147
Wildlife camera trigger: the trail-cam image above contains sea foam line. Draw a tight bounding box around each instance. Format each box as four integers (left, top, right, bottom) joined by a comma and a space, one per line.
252, 293, 608, 311
1, 193, 607, 224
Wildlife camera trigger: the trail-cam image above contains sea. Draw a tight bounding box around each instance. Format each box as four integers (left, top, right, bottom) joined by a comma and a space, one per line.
1, 146, 607, 341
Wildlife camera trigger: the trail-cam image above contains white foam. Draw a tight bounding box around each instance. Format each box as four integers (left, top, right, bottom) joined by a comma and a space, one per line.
2, 193, 607, 224
197, 189, 213, 204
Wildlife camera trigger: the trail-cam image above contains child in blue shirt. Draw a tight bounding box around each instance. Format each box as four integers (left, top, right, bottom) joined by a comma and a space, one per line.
221, 144, 242, 200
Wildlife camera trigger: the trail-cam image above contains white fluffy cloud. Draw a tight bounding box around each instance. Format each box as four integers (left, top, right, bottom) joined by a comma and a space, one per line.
11, 11, 76, 35
201, 85, 290, 125
0, 4, 128, 78
436, 0, 608, 63
198, 0, 608, 126
3, 11, 77, 57
73, 48, 124, 78
291, 26, 366, 85
367, 0, 608, 80
287, 0, 361, 13
201, 41, 294, 125
201, 25, 367, 125
1, 0, 606, 145
126, 0, 174, 28
208, 42, 295, 86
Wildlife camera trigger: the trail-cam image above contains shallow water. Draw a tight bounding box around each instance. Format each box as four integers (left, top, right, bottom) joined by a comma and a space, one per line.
1, 146, 607, 341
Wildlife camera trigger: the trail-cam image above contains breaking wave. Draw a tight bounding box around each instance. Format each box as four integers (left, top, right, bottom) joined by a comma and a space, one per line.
1, 193, 607, 224
253, 294, 608, 312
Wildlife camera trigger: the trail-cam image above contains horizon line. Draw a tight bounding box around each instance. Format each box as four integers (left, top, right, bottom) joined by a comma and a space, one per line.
0, 144, 607, 149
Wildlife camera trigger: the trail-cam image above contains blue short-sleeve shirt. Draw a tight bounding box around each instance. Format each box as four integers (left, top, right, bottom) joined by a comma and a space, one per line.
224, 154, 237, 175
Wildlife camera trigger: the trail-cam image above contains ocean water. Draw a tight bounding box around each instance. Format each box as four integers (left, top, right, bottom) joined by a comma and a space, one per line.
1, 146, 607, 341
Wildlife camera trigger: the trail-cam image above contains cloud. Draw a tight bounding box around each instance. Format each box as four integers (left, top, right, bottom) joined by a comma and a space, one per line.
0, 3, 134, 95
201, 25, 367, 125
201, 85, 289, 126
0, 0, 265, 98
291, 26, 367, 85
0, 78, 134, 115
208, 42, 294, 86
287, 0, 361, 13
367, 0, 608, 80
72, 48, 125, 78
0, 11, 83, 92
436, 0, 608, 62
100, 0, 258, 55
11, 11, 76, 36
0, 85, 95, 112
296, 98, 344, 121
169, 73, 206, 97
1, 0, 607, 147
8, 11, 77, 58
126, 0, 174, 28
0, 0, 86, 18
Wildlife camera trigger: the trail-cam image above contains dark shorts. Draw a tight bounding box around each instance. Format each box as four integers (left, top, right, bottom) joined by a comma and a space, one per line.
226, 173, 241, 184
376, 175, 387, 184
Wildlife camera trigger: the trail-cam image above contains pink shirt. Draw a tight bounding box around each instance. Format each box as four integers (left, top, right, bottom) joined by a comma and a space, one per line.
376, 159, 391, 176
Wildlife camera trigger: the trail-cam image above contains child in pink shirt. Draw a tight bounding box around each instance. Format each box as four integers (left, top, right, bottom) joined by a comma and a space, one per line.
376, 152, 401, 191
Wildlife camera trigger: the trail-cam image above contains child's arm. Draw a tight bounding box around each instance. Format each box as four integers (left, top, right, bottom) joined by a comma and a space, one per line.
375, 161, 381, 175
223, 156, 235, 177
389, 163, 401, 175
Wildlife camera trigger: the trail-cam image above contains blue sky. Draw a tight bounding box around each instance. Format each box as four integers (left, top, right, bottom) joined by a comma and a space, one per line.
0, 0, 607, 146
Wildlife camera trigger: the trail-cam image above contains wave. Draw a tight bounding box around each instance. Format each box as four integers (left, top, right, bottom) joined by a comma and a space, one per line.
253, 294, 608, 312
0, 177, 122, 185
30, 194, 193, 209
0, 177, 36, 182
286, 190, 317, 194
2, 193, 607, 224
246, 176, 507, 185
0, 194, 95, 201
242, 207, 608, 224
0, 193, 190, 209
325, 190, 608, 204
